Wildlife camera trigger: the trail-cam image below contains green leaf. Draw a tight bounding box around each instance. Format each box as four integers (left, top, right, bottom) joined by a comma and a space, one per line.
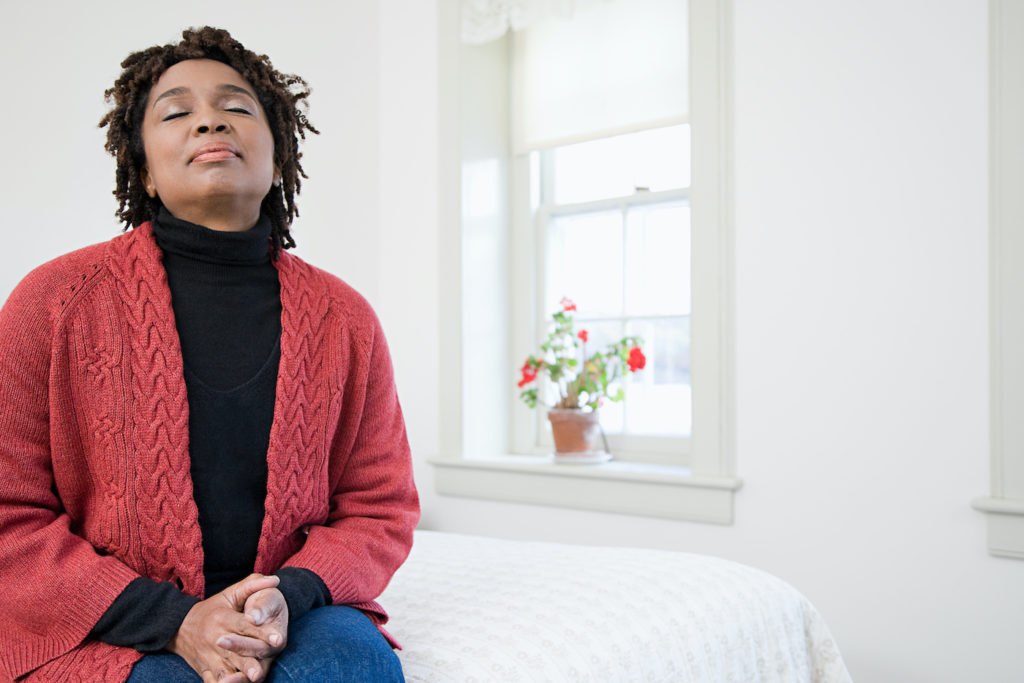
520, 388, 538, 408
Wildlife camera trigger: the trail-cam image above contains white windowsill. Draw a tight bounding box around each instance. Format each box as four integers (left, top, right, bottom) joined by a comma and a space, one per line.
429, 455, 742, 524
972, 498, 1024, 559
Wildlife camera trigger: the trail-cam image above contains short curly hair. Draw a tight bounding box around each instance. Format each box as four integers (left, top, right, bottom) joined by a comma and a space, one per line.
99, 26, 318, 256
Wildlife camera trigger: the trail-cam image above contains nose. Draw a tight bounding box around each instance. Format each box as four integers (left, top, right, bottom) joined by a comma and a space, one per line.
196, 123, 228, 134
193, 106, 230, 135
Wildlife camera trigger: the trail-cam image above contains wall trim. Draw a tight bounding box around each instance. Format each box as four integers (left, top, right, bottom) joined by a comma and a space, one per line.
972, 499, 1024, 560
688, 0, 736, 481
431, 455, 742, 523
979, 0, 1024, 559
973, 497, 1024, 516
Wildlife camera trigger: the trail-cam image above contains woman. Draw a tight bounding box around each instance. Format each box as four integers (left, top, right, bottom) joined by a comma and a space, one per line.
0, 27, 419, 683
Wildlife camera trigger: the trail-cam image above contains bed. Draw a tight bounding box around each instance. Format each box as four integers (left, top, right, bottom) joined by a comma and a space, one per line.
378, 531, 851, 682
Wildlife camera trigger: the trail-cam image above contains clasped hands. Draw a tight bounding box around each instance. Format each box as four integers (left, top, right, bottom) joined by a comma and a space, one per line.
167, 573, 289, 683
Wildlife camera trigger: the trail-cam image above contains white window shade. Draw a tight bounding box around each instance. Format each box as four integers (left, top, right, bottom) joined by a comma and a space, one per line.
512, 0, 688, 153
461, 0, 609, 45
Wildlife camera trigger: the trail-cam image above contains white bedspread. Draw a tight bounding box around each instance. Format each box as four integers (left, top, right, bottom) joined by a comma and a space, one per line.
378, 530, 851, 683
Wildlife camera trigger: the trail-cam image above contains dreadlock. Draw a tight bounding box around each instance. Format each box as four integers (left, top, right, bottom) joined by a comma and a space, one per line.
99, 26, 318, 257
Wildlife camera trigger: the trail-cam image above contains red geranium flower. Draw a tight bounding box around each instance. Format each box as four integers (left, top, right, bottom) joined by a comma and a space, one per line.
627, 347, 646, 373
518, 360, 539, 387
515, 300, 646, 411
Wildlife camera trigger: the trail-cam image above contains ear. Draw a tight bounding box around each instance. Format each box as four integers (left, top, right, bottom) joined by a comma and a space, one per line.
273, 164, 282, 188
140, 167, 157, 199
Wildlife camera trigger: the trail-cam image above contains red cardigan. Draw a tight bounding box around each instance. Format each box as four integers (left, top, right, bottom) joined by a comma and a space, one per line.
0, 224, 419, 682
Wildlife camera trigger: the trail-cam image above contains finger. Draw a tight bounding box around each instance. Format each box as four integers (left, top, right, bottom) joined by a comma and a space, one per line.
238, 595, 288, 651
223, 574, 280, 610
258, 658, 273, 682
244, 591, 270, 626
209, 657, 250, 683
201, 671, 217, 683
226, 623, 285, 652
230, 574, 280, 603
242, 658, 265, 683
266, 630, 284, 649
219, 651, 265, 683
216, 633, 275, 659
221, 608, 281, 645
240, 572, 280, 591
245, 588, 287, 626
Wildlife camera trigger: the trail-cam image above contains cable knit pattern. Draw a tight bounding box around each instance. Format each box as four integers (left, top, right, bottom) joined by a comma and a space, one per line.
257, 253, 331, 575
108, 226, 204, 593
0, 225, 419, 683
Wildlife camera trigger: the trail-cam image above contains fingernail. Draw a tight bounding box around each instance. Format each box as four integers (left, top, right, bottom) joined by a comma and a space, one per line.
251, 609, 265, 624
216, 636, 230, 648
269, 632, 281, 646
249, 668, 260, 680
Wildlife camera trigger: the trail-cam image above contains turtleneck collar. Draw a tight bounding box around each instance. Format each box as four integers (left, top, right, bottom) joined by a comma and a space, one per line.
152, 207, 272, 265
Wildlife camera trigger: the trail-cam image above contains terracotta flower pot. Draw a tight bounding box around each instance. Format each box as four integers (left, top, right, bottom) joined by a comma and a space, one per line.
547, 409, 610, 463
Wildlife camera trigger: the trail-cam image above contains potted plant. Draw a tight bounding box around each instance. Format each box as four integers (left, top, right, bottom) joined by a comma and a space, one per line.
517, 297, 646, 463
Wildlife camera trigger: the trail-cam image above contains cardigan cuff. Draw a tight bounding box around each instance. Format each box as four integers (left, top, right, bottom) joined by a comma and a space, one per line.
89, 577, 200, 652
275, 567, 332, 624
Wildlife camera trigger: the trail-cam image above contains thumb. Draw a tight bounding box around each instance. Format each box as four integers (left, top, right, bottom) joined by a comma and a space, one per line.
246, 587, 287, 626
223, 573, 280, 611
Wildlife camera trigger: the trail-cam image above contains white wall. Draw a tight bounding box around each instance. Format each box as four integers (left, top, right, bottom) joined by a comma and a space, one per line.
410, 2, 1020, 683
0, 1, 382, 300
2, 2, 1020, 682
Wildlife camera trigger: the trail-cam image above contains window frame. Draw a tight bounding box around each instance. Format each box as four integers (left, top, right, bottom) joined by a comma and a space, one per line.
525, 183, 694, 465
432, 0, 740, 523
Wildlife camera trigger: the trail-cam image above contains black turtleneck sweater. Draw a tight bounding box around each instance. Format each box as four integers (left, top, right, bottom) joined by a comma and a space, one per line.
89, 209, 329, 652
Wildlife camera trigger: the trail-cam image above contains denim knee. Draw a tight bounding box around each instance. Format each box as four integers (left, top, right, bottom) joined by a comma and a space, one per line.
268, 605, 404, 683
126, 652, 202, 683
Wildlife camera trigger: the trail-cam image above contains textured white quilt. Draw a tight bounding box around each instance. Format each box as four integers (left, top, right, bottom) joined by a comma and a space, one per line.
379, 531, 851, 683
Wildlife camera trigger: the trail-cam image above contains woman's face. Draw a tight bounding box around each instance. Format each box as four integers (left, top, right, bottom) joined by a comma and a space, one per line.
140, 59, 276, 230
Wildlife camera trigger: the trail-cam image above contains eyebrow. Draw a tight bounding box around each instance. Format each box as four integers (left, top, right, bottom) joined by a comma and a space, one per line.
152, 84, 259, 108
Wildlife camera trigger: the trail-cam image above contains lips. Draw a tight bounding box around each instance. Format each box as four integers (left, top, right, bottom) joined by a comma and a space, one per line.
189, 143, 240, 164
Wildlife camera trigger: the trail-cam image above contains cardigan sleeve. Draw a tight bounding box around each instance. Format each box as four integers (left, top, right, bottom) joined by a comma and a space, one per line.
281, 309, 419, 610
0, 268, 140, 680
274, 567, 331, 623
89, 578, 199, 651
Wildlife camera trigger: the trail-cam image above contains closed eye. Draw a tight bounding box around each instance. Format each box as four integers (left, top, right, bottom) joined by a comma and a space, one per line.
162, 112, 189, 121
227, 107, 253, 115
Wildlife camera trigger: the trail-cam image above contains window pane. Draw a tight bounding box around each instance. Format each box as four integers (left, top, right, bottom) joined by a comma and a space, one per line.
542, 318, 628, 431
545, 210, 623, 317
574, 318, 628, 433
625, 201, 690, 316
620, 317, 691, 437
551, 125, 690, 205
571, 318, 626, 355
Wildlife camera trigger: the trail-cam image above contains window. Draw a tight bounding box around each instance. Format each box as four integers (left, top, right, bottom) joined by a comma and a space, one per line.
433, 0, 740, 523
528, 126, 693, 464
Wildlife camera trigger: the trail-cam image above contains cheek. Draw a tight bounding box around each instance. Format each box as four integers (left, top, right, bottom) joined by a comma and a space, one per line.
140, 134, 172, 181
261, 132, 276, 166
258, 135, 277, 181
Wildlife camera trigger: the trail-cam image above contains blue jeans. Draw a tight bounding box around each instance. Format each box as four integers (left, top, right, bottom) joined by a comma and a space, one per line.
126, 605, 404, 682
